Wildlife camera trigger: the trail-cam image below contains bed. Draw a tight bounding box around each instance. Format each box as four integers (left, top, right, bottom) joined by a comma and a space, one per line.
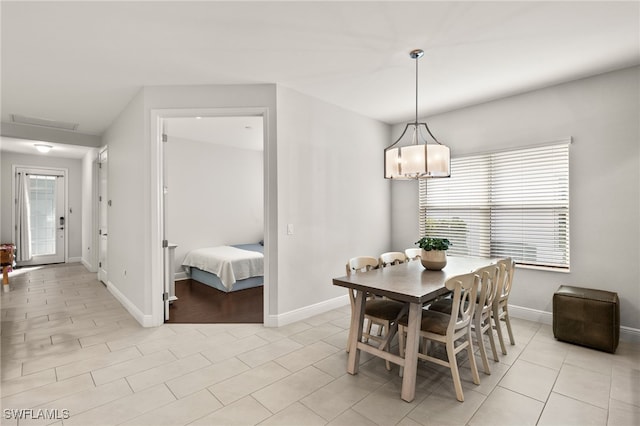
182, 243, 264, 292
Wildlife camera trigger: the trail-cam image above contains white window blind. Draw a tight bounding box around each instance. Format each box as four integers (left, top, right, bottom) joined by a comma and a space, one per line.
419, 141, 570, 269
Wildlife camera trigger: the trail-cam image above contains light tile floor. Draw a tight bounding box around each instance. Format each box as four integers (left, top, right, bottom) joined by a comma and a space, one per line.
1, 263, 639, 426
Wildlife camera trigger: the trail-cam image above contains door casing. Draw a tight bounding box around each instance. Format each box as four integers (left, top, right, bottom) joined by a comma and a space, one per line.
98, 148, 108, 284
150, 107, 273, 327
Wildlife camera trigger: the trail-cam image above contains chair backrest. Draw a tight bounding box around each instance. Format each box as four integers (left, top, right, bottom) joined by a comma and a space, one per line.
346, 256, 379, 276
445, 272, 479, 335
473, 264, 500, 310
346, 256, 380, 306
404, 248, 421, 261
496, 258, 516, 302
379, 252, 407, 267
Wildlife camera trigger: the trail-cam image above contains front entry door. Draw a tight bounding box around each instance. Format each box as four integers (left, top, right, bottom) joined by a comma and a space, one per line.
15, 167, 66, 266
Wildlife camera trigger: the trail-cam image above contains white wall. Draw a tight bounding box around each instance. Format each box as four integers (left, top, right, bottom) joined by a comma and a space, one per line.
101, 90, 148, 315
166, 136, 263, 273
0, 152, 84, 261
391, 66, 640, 330
81, 148, 99, 271
275, 86, 392, 316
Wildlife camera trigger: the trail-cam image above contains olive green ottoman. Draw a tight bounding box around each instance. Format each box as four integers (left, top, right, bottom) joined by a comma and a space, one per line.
553, 285, 619, 353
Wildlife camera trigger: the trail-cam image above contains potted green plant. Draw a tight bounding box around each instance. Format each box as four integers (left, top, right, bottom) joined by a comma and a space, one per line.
415, 237, 451, 270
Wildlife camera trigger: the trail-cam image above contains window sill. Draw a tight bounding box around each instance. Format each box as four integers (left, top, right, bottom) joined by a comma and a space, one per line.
516, 263, 570, 274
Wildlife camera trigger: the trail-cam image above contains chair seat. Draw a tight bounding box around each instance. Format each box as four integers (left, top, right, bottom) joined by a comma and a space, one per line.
419, 310, 451, 335
429, 298, 453, 314
365, 299, 405, 320
398, 309, 451, 335
429, 298, 472, 317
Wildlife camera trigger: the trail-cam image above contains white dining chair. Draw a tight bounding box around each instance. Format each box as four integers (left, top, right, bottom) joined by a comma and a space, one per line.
428, 263, 500, 374
379, 251, 408, 267
398, 272, 481, 402
471, 264, 501, 373
404, 248, 421, 261
493, 257, 516, 354
346, 256, 406, 370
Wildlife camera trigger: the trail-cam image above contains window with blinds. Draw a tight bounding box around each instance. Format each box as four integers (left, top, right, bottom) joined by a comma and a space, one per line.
419, 141, 570, 269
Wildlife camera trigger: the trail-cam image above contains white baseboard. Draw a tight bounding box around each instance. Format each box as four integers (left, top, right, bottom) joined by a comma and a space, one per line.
620, 326, 640, 343
106, 281, 154, 327
174, 271, 189, 281
67, 257, 82, 264
509, 304, 640, 343
80, 258, 97, 272
265, 294, 350, 327
508, 304, 553, 325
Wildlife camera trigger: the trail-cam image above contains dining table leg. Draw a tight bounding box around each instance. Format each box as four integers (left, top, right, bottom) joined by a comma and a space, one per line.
347, 290, 366, 375
401, 302, 421, 402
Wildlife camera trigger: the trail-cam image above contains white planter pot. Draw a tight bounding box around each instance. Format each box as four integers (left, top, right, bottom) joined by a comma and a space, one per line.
420, 250, 447, 270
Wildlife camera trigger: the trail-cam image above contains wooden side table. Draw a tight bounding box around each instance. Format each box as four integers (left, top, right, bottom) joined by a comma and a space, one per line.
1, 243, 15, 292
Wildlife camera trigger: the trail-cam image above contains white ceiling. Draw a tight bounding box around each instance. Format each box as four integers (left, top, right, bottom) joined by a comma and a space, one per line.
1, 1, 639, 138
0, 136, 97, 159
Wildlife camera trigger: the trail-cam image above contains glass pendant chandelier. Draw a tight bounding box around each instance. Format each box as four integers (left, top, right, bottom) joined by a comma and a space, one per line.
384, 49, 451, 179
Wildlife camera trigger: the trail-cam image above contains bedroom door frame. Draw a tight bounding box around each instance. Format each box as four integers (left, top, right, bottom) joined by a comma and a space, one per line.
150, 106, 273, 326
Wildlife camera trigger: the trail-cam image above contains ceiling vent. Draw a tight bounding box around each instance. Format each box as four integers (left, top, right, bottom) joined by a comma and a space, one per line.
11, 114, 79, 131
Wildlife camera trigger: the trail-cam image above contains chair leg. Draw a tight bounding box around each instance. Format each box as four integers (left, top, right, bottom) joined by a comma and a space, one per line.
446, 339, 465, 402
398, 325, 406, 378
504, 307, 516, 346
380, 320, 395, 371
493, 310, 507, 355
486, 319, 499, 362
466, 330, 481, 386
475, 318, 491, 375
364, 318, 374, 343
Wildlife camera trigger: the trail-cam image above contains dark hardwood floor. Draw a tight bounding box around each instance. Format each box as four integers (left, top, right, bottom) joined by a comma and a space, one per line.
166, 279, 263, 324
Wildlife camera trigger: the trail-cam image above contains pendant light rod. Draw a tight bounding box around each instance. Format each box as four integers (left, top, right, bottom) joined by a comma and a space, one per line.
409, 48, 441, 144
411, 49, 423, 126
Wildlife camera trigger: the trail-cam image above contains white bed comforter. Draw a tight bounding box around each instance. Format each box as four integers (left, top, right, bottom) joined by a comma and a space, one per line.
182, 246, 264, 290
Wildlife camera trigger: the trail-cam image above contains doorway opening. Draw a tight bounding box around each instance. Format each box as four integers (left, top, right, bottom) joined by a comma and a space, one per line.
160, 114, 266, 324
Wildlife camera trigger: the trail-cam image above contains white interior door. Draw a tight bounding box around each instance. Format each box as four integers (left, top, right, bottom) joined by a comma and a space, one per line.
98, 149, 108, 284
15, 167, 66, 266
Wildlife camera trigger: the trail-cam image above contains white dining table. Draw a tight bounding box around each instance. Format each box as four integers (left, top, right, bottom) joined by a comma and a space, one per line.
332, 255, 496, 402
